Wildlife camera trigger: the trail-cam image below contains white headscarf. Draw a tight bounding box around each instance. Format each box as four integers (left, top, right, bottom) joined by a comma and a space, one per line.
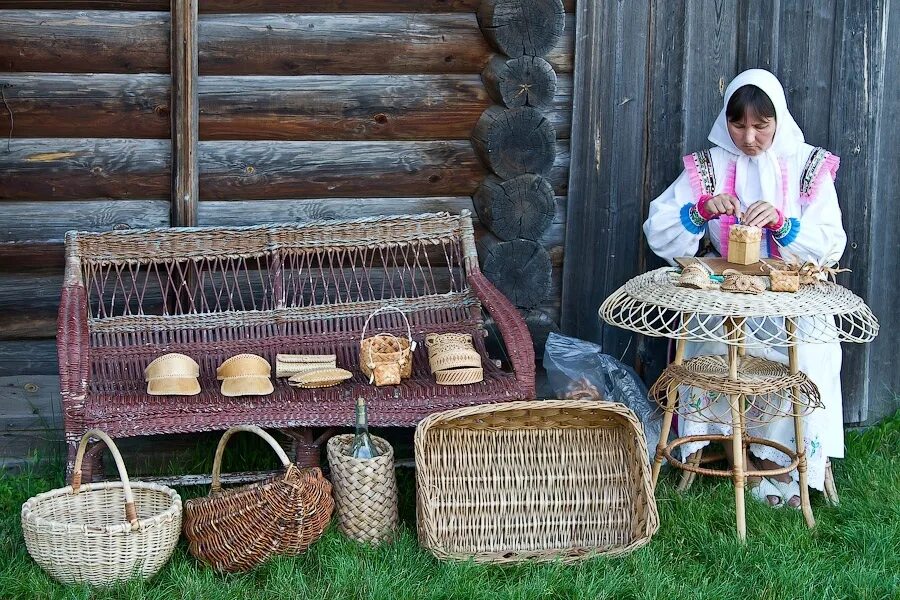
707, 69, 805, 211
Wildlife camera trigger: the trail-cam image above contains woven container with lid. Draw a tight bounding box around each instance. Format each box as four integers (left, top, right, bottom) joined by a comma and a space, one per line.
326, 434, 398, 544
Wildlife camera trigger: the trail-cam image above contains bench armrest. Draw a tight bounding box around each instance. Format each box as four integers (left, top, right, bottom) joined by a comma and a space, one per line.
57, 283, 90, 434
467, 268, 535, 396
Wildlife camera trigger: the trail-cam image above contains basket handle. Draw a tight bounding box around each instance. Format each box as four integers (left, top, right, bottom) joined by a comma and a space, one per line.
71, 429, 139, 526
210, 425, 292, 493
360, 305, 415, 349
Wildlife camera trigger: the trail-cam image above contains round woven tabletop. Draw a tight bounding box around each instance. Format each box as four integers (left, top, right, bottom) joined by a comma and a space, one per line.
599, 268, 879, 347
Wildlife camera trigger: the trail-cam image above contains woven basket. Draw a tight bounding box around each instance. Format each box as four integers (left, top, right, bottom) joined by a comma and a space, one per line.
359, 306, 414, 382
184, 426, 333, 572
21, 430, 182, 586
415, 400, 659, 563
326, 434, 398, 544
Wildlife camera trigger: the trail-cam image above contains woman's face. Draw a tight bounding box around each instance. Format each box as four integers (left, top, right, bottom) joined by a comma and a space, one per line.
727, 109, 776, 156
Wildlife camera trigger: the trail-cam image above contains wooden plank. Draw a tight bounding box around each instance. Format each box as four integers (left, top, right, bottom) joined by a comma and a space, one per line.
0, 200, 170, 242
0, 11, 574, 75
0, 375, 62, 431
0, 0, 578, 10
736, 0, 779, 70
0, 431, 65, 468
864, 0, 899, 424
172, 0, 200, 227
0, 73, 573, 141
680, 0, 739, 153
0, 73, 170, 139
0, 242, 65, 271
0, 269, 60, 340
0, 340, 59, 376
561, 0, 651, 359
827, 0, 883, 423
0, 10, 170, 74
776, 1, 836, 142
0, 139, 171, 201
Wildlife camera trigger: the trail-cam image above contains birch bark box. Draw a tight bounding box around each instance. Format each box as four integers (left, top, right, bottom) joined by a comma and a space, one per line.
727, 225, 762, 265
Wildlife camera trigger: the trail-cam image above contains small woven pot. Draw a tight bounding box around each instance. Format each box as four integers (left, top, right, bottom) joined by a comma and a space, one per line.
359, 306, 415, 382
326, 434, 398, 544
770, 269, 800, 292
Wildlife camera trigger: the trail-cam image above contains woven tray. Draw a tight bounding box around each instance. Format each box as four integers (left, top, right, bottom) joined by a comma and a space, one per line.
415, 400, 659, 563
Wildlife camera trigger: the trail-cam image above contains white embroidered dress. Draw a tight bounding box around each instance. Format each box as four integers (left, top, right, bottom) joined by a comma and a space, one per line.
642, 69, 846, 490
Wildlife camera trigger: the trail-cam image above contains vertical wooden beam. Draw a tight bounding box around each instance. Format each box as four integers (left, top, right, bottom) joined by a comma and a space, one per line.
171, 0, 199, 227
561, 0, 651, 358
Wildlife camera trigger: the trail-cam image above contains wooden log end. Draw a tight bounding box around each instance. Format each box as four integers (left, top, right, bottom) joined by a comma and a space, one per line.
473, 173, 554, 241
477, 0, 566, 58
471, 106, 557, 179
477, 234, 551, 309
482, 55, 558, 109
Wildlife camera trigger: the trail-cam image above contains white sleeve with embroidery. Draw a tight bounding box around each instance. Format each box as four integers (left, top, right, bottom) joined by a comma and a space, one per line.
643, 170, 704, 265
779, 174, 847, 262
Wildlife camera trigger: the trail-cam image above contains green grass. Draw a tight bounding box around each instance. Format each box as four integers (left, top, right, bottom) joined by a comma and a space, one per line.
1, 414, 898, 600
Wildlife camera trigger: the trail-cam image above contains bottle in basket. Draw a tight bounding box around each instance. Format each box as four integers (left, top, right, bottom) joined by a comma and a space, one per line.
348, 397, 381, 459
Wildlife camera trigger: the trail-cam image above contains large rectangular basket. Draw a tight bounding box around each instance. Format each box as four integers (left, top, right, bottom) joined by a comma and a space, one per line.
415, 400, 659, 563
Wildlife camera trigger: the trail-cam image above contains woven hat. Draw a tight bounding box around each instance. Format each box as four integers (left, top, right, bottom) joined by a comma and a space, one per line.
216, 354, 274, 397
144, 353, 200, 396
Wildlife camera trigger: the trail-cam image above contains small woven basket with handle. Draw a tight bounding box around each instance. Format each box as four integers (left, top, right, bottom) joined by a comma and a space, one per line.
21, 429, 182, 586
359, 306, 415, 383
183, 425, 333, 572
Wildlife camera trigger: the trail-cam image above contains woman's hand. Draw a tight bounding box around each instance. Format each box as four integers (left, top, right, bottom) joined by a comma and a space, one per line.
698, 194, 741, 219
743, 200, 782, 228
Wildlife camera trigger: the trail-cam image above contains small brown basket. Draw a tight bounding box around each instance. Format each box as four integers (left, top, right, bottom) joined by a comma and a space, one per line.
21, 430, 182, 586
415, 400, 659, 563
184, 426, 333, 572
359, 306, 415, 384
326, 434, 398, 544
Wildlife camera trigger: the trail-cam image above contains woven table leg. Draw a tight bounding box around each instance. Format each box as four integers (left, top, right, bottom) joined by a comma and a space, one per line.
823, 460, 839, 505
787, 320, 816, 529
653, 336, 687, 488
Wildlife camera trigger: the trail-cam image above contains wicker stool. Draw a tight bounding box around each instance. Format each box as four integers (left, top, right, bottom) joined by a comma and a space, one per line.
326, 434, 398, 544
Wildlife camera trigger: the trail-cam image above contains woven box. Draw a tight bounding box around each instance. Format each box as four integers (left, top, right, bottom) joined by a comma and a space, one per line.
415, 400, 659, 563
770, 269, 800, 293
727, 225, 762, 265
326, 434, 398, 544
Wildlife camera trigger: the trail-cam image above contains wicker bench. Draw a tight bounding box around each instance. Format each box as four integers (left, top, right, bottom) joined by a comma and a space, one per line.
58, 212, 534, 481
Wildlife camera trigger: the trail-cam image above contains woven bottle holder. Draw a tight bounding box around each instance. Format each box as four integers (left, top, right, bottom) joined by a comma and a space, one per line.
326, 434, 398, 544
359, 306, 415, 384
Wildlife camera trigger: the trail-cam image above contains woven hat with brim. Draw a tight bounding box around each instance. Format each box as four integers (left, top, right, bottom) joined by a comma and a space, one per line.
216, 354, 274, 397
144, 353, 201, 396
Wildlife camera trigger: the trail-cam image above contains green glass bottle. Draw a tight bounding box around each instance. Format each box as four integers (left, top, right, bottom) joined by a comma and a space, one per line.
348, 397, 380, 459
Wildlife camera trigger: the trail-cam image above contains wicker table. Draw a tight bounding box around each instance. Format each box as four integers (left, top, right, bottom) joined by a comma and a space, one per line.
599, 268, 879, 540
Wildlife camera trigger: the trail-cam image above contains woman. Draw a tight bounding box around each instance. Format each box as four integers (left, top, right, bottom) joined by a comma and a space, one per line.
643, 69, 846, 507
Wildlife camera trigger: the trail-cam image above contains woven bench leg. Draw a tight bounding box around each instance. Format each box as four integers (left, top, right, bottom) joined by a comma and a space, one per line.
283, 427, 334, 468
65, 437, 105, 484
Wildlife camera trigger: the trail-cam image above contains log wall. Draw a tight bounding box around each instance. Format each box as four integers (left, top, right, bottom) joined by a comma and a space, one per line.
0, 1, 575, 465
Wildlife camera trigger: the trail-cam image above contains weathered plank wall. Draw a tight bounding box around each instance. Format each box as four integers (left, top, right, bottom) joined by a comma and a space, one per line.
0, 1, 575, 465
563, 0, 898, 425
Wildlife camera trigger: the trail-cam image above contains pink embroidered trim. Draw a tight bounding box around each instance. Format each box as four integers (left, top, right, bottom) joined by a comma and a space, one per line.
779, 157, 790, 213
719, 215, 736, 259
801, 152, 840, 204
696, 195, 715, 221
723, 160, 737, 196
683, 154, 705, 199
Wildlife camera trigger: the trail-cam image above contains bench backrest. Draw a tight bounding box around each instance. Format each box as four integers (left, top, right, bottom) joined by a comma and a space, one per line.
64, 212, 481, 346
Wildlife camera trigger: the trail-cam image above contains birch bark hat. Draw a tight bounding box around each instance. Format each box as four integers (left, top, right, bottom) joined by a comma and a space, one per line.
216, 354, 274, 397
144, 353, 201, 396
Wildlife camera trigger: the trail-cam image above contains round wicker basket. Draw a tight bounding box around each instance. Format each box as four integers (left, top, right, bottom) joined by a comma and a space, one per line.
21, 430, 182, 586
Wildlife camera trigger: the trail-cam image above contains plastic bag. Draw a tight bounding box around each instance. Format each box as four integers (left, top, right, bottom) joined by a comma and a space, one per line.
543, 332, 662, 463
